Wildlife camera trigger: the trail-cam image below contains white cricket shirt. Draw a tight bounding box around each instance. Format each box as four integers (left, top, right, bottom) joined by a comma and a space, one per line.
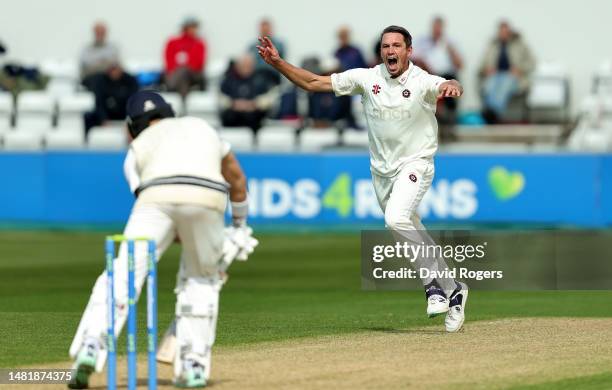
331, 62, 445, 177
125, 116, 231, 212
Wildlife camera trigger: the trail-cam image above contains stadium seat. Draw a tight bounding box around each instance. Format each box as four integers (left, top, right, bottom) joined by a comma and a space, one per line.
205, 58, 230, 88
299, 127, 340, 151
593, 60, 612, 95
219, 127, 255, 151
46, 79, 78, 98
40, 59, 80, 99
56, 92, 94, 133
2, 131, 44, 150
87, 126, 127, 150
45, 130, 86, 149
577, 96, 612, 128
527, 62, 570, 123
39, 59, 78, 80
15, 91, 55, 129
351, 96, 367, 129
185, 91, 218, 123
567, 124, 612, 152
0, 122, 11, 145
58, 92, 94, 114
342, 129, 369, 149
257, 126, 297, 151
0, 92, 13, 127
159, 92, 184, 116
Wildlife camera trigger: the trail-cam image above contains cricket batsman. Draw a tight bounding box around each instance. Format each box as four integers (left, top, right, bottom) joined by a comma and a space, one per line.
257, 25, 468, 332
68, 91, 257, 388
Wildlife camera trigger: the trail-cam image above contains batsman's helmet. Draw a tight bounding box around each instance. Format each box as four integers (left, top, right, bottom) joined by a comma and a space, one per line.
126, 90, 175, 138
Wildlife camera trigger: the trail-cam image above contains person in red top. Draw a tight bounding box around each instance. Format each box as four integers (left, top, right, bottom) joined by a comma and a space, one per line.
164, 17, 207, 96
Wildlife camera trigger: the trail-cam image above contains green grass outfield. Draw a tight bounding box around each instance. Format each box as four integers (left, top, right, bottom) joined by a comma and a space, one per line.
1, 231, 612, 388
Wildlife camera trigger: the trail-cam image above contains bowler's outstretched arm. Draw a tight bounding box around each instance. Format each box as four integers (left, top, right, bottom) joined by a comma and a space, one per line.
257, 36, 332, 93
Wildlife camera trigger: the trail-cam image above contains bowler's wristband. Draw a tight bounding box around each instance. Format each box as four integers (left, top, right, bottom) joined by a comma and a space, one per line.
231, 199, 248, 227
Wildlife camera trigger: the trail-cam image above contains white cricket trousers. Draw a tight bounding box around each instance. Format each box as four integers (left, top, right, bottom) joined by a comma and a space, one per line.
372, 158, 456, 295
70, 203, 224, 379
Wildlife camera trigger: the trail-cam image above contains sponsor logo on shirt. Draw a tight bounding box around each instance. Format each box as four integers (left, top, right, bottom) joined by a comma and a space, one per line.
369, 107, 412, 121
372, 84, 381, 95
402, 89, 411, 98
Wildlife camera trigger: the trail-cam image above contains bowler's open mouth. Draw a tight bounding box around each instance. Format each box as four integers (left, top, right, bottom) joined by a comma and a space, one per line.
387, 57, 398, 66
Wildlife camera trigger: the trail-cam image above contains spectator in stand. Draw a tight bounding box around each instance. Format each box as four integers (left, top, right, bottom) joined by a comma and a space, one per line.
335, 26, 368, 71
413, 16, 463, 137
479, 21, 535, 123
219, 54, 276, 133
249, 18, 286, 85
83, 63, 139, 133
163, 17, 207, 97
371, 39, 382, 66
332, 26, 367, 128
80, 22, 120, 88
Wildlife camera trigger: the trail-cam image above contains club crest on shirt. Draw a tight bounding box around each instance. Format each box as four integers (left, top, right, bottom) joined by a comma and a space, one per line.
372, 84, 381, 95
402, 89, 411, 98
409, 173, 417, 182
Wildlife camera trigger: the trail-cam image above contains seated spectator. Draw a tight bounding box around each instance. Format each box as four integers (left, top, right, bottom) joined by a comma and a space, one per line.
479, 21, 535, 123
301, 56, 336, 127
413, 16, 463, 137
83, 63, 139, 133
309, 26, 366, 128
371, 39, 382, 67
249, 18, 286, 85
219, 54, 276, 132
163, 17, 206, 97
80, 22, 120, 88
335, 26, 367, 71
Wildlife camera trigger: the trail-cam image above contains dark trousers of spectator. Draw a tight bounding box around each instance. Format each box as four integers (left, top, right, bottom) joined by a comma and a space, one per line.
437, 72, 459, 142
84, 111, 103, 134
220, 109, 266, 132
165, 66, 205, 97
309, 93, 357, 128
438, 73, 459, 121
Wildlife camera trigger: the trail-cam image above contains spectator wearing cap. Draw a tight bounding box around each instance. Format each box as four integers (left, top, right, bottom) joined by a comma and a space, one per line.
83, 63, 139, 133
163, 17, 207, 97
80, 21, 120, 86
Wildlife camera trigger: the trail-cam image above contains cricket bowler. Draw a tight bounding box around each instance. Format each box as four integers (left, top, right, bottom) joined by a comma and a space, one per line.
257, 25, 468, 332
68, 91, 257, 388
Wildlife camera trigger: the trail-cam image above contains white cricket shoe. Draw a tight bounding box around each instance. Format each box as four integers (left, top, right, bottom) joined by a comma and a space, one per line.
425, 286, 449, 318
445, 282, 469, 333
174, 359, 207, 388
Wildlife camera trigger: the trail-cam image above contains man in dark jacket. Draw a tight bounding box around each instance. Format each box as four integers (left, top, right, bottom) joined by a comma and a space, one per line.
219, 54, 276, 133
84, 63, 139, 133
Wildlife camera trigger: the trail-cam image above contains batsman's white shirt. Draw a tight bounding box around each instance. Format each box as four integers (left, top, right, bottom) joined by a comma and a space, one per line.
331, 62, 445, 177
125, 116, 231, 212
